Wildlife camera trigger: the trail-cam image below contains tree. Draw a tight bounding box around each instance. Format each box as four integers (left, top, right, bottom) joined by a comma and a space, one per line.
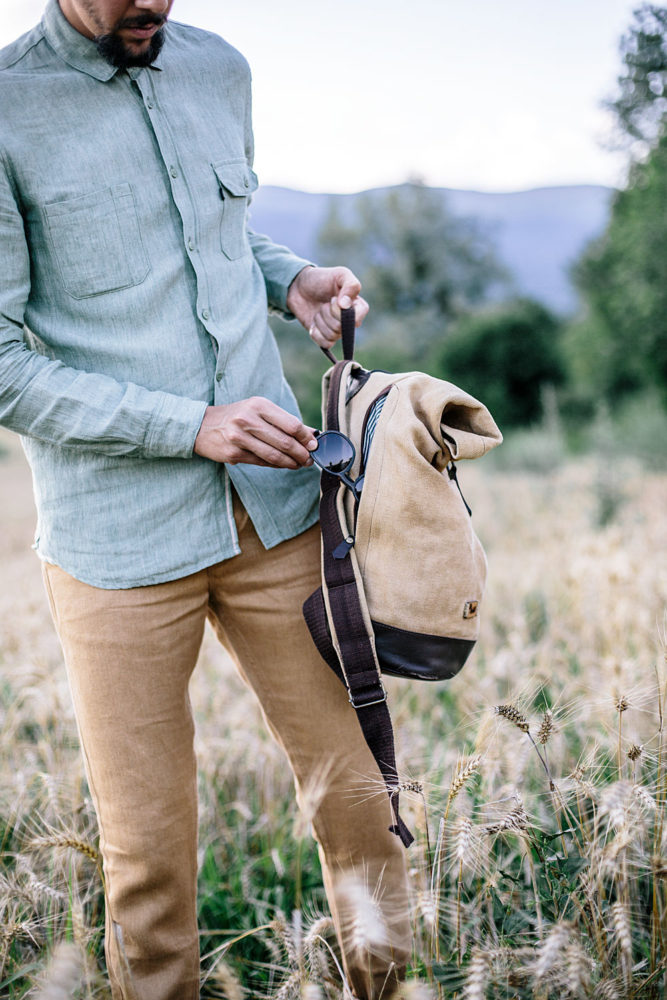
430, 299, 564, 429
608, 4, 667, 155
316, 182, 506, 370
570, 4, 667, 407
276, 182, 506, 423
571, 132, 667, 402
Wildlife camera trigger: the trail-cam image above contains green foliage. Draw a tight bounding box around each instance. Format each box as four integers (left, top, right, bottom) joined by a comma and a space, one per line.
274, 178, 508, 428
430, 299, 565, 428
588, 402, 630, 527
572, 131, 667, 403
198, 827, 324, 992
488, 425, 566, 474
570, 4, 667, 411
609, 387, 667, 468
310, 181, 508, 384
317, 182, 505, 332
560, 310, 628, 404
608, 3, 667, 151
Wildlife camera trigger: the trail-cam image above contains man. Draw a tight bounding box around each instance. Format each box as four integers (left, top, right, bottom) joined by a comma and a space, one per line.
0, 1, 411, 997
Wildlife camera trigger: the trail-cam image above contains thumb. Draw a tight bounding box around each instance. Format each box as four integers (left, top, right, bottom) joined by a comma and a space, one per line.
335, 268, 362, 310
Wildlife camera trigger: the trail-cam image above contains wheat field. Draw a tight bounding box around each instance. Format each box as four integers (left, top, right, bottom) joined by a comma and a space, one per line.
1, 425, 665, 999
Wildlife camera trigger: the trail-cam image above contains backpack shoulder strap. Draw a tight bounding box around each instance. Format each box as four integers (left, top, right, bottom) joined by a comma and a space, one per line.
304, 356, 414, 847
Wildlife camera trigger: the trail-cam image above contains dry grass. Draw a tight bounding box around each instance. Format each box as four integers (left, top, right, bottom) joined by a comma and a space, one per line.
1, 428, 665, 998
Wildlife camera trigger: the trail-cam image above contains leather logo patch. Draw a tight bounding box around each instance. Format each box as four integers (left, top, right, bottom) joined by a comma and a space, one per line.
463, 601, 479, 619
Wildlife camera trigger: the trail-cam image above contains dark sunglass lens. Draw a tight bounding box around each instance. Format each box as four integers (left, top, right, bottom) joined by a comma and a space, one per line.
315, 433, 354, 473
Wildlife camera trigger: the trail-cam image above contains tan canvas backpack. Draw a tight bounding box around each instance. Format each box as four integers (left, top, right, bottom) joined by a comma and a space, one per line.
303, 309, 503, 845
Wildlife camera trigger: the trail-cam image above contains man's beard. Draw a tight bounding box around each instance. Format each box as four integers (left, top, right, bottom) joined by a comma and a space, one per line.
94, 15, 167, 69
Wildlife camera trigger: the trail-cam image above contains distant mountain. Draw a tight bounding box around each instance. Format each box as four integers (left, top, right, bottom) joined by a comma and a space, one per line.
249, 183, 614, 315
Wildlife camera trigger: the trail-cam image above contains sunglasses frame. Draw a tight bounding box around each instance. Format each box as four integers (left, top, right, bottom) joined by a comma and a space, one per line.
311, 430, 365, 499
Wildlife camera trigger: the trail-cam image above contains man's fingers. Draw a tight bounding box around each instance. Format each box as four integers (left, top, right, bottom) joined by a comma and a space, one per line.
335, 269, 362, 310
331, 294, 369, 326
309, 319, 337, 349
312, 305, 340, 337
195, 398, 317, 468
244, 397, 316, 458
225, 446, 272, 468
353, 295, 370, 324
286, 265, 370, 335
309, 294, 370, 346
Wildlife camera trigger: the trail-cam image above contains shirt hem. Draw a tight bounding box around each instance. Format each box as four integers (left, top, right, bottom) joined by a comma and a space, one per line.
258, 507, 320, 551
33, 545, 239, 590
32, 509, 321, 589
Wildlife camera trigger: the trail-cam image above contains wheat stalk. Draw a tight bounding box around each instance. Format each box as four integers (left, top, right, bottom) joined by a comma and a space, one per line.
210, 960, 245, 1000
34, 941, 86, 1000
537, 709, 555, 745
462, 947, 488, 1000
494, 704, 530, 733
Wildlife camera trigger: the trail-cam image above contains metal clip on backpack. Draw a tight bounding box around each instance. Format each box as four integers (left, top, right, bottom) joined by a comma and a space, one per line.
303, 308, 502, 846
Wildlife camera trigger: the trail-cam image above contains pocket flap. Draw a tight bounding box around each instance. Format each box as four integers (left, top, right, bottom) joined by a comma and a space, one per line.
212, 160, 258, 197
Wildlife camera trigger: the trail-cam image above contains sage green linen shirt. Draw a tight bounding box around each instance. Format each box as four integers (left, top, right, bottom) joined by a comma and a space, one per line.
0, 1, 320, 588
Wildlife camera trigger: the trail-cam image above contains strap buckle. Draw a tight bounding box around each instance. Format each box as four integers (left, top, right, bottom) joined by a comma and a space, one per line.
348, 683, 387, 709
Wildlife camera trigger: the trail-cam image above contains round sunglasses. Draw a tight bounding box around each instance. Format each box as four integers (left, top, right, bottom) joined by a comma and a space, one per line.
311, 430, 365, 498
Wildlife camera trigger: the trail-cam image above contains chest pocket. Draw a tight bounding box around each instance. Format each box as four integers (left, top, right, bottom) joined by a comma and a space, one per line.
43, 183, 150, 299
212, 160, 258, 260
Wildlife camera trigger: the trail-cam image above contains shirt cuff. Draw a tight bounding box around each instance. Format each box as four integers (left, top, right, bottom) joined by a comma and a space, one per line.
266, 258, 314, 316
143, 393, 209, 459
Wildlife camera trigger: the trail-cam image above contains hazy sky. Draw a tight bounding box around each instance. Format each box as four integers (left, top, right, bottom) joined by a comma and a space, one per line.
1, 0, 642, 193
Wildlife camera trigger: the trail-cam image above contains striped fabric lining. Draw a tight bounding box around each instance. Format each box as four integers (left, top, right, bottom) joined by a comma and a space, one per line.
362, 394, 388, 469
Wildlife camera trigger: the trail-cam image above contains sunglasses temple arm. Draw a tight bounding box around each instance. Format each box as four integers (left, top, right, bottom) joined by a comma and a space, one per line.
339, 471, 360, 494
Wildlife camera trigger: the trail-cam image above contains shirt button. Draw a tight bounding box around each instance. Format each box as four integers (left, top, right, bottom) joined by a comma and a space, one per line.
187, 238, 195, 251
202, 308, 210, 321
215, 372, 223, 382
146, 99, 154, 109
170, 166, 178, 178
244, 177, 249, 188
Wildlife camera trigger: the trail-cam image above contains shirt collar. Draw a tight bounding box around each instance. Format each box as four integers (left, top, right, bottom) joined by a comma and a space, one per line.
41, 0, 164, 82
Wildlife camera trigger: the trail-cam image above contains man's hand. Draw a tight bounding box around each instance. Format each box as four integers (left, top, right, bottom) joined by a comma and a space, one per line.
286, 265, 369, 351
194, 397, 317, 469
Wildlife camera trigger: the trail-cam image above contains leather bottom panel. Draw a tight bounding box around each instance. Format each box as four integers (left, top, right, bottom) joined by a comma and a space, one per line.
373, 621, 475, 681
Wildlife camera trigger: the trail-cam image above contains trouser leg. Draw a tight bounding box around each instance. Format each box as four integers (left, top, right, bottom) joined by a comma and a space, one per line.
206, 501, 412, 1000
42, 563, 209, 1000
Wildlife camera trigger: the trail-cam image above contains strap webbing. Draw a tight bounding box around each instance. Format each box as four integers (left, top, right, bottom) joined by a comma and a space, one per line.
303, 360, 413, 847
303, 588, 413, 847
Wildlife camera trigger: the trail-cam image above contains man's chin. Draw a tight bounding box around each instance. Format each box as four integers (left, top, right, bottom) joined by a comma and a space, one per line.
94, 28, 165, 69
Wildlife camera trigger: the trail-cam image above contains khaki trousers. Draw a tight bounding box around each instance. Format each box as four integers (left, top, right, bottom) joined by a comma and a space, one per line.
42, 495, 411, 1000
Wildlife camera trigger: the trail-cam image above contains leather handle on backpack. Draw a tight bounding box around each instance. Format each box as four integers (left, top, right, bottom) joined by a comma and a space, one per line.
318, 305, 356, 365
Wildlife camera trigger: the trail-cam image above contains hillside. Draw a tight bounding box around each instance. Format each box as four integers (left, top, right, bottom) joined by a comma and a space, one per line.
250, 183, 613, 315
